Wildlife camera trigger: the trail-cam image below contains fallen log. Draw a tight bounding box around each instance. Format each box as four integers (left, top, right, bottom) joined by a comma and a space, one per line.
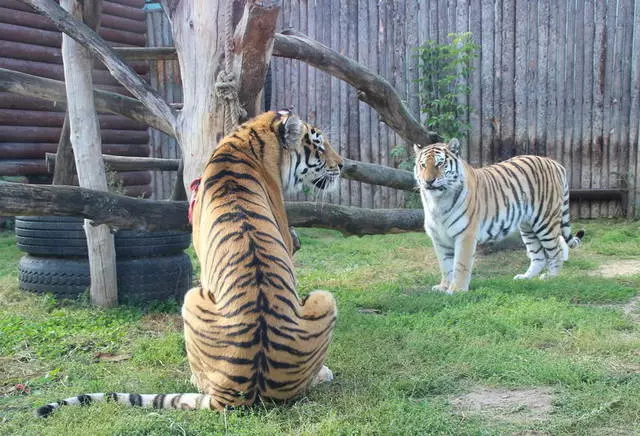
0, 181, 425, 235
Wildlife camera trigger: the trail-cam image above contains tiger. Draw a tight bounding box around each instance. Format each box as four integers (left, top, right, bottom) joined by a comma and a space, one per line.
36, 110, 343, 418
413, 138, 584, 294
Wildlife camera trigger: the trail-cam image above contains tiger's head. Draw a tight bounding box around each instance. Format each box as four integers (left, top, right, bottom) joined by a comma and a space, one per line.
413, 138, 463, 196
275, 110, 343, 194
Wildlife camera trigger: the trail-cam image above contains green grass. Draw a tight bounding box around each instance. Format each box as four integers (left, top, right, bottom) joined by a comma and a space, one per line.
1, 221, 639, 435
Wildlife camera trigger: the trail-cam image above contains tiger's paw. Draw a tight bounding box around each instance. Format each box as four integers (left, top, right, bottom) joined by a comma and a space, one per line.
431, 284, 449, 293
310, 365, 334, 387
513, 273, 530, 280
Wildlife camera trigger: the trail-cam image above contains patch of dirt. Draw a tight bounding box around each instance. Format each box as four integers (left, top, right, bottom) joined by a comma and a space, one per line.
139, 313, 183, 334
623, 295, 640, 323
593, 259, 640, 278
451, 386, 553, 424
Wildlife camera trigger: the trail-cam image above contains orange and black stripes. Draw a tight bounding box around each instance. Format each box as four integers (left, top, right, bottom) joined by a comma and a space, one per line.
414, 138, 583, 293
35, 110, 342, 418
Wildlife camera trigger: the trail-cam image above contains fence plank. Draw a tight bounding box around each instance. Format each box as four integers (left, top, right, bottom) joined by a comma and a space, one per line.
480, 0, 495, 166
468, 0, 482, 167
536, 0, 549, 157
514, 0, 528, 155
630, 0, 640, 217
590, 0, 606, 218
579, 0, 594, 218
618, 0, 635, 217
358, 0, 371, 208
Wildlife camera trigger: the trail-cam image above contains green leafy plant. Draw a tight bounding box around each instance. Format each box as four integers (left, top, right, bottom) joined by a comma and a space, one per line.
415, 32, 479, 141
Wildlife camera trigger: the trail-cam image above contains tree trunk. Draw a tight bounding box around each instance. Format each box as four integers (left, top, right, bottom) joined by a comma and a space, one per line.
53, 0, 103, 187
161, 0, 280, 189
61, 0, 117, 308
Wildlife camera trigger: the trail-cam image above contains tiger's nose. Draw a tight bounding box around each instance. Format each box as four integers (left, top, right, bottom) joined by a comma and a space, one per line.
424, 178, 435, 186
338, 162, 344, 171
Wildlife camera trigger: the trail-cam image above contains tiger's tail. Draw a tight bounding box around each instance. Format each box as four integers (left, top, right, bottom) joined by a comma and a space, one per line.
36, 392, 216, 418
560, 177, 585, 249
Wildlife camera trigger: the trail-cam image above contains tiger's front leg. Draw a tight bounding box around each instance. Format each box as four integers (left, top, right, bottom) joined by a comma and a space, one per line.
449, 233, 478, 293
431, 240, 454, 292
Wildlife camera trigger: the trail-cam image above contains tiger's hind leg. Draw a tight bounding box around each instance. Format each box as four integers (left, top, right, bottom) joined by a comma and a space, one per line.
539, 235, 568, 280
294, 290, 337, 389
514, 224, 546, 280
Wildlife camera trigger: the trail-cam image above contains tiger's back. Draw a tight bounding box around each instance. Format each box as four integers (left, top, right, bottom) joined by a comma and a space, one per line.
35, 111, 342, 417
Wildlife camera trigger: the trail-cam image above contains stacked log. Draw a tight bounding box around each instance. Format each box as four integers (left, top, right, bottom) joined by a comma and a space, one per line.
0, 0, 151, 198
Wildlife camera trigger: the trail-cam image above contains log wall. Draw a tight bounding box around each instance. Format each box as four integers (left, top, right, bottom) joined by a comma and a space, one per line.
0, 0, 152, 198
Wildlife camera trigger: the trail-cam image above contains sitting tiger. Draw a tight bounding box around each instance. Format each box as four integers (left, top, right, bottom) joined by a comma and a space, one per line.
36, 110, 343, 417
414, 138, 584, 294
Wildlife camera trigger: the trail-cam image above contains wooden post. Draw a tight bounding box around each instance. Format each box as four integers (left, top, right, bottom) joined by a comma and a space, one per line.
61, 0, 117, 308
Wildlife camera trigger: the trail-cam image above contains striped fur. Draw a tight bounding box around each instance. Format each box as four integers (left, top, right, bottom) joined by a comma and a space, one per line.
414, 138, 584, 294
35, 111, 343, 418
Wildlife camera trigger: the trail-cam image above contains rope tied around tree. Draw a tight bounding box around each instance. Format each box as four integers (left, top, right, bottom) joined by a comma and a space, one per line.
215, 0, 246, 133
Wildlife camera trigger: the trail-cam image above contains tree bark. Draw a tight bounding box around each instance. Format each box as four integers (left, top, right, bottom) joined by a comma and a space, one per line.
0, 182, 425, 235
61, 0, 117, 308
233, 0, 280, 119
46, 153, 181, 172
160, 0, 280, 189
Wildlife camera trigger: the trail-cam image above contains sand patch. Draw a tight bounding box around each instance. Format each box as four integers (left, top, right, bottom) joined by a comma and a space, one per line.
451, 386, 553, 424
593, 259, 640, 278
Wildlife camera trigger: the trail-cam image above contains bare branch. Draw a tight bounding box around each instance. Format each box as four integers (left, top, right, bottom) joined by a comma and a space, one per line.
20, 0, 177, 137
0, 68, 174, 136
273, 31, 441, 146
233, 0, 280, 118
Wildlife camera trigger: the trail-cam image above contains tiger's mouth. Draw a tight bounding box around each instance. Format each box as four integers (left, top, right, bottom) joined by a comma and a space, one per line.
312, 172, 341, 191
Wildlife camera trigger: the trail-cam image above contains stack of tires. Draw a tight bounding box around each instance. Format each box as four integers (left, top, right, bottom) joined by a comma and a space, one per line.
15, 216, 192, 304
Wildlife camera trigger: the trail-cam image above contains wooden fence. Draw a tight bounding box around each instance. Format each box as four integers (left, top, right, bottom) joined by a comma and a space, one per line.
148, 1, 640, 218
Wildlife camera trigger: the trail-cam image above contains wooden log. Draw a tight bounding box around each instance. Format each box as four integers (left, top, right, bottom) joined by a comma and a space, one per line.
0, 126, 149, 143
22, 0, 176, 138
0, 181, 426, 235
0, 56, 126, 86
0, 22, 62, 48
46, 153, 179, 172
0, 159, 47, 176
101, 1, 145, 21
0, 12, 145, 47
0, 39, 149, 74
0, 68, 174, 135
0, 142, 149, 158
112, 46, 179, 61
0, 109, 146, 129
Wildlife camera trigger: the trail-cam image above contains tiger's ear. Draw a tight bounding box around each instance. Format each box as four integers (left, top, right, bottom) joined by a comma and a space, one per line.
278, 112, 304, 149
447, 138, 461, 156
413, 143, 426, 156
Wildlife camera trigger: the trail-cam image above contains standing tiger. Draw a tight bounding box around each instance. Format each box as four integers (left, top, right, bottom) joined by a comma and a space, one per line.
36, 110, 343, 418
414, 138, 584, 294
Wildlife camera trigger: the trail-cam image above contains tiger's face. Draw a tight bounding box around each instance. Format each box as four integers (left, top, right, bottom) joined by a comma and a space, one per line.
413, 138, 463, 196
277, 110, 343, 194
